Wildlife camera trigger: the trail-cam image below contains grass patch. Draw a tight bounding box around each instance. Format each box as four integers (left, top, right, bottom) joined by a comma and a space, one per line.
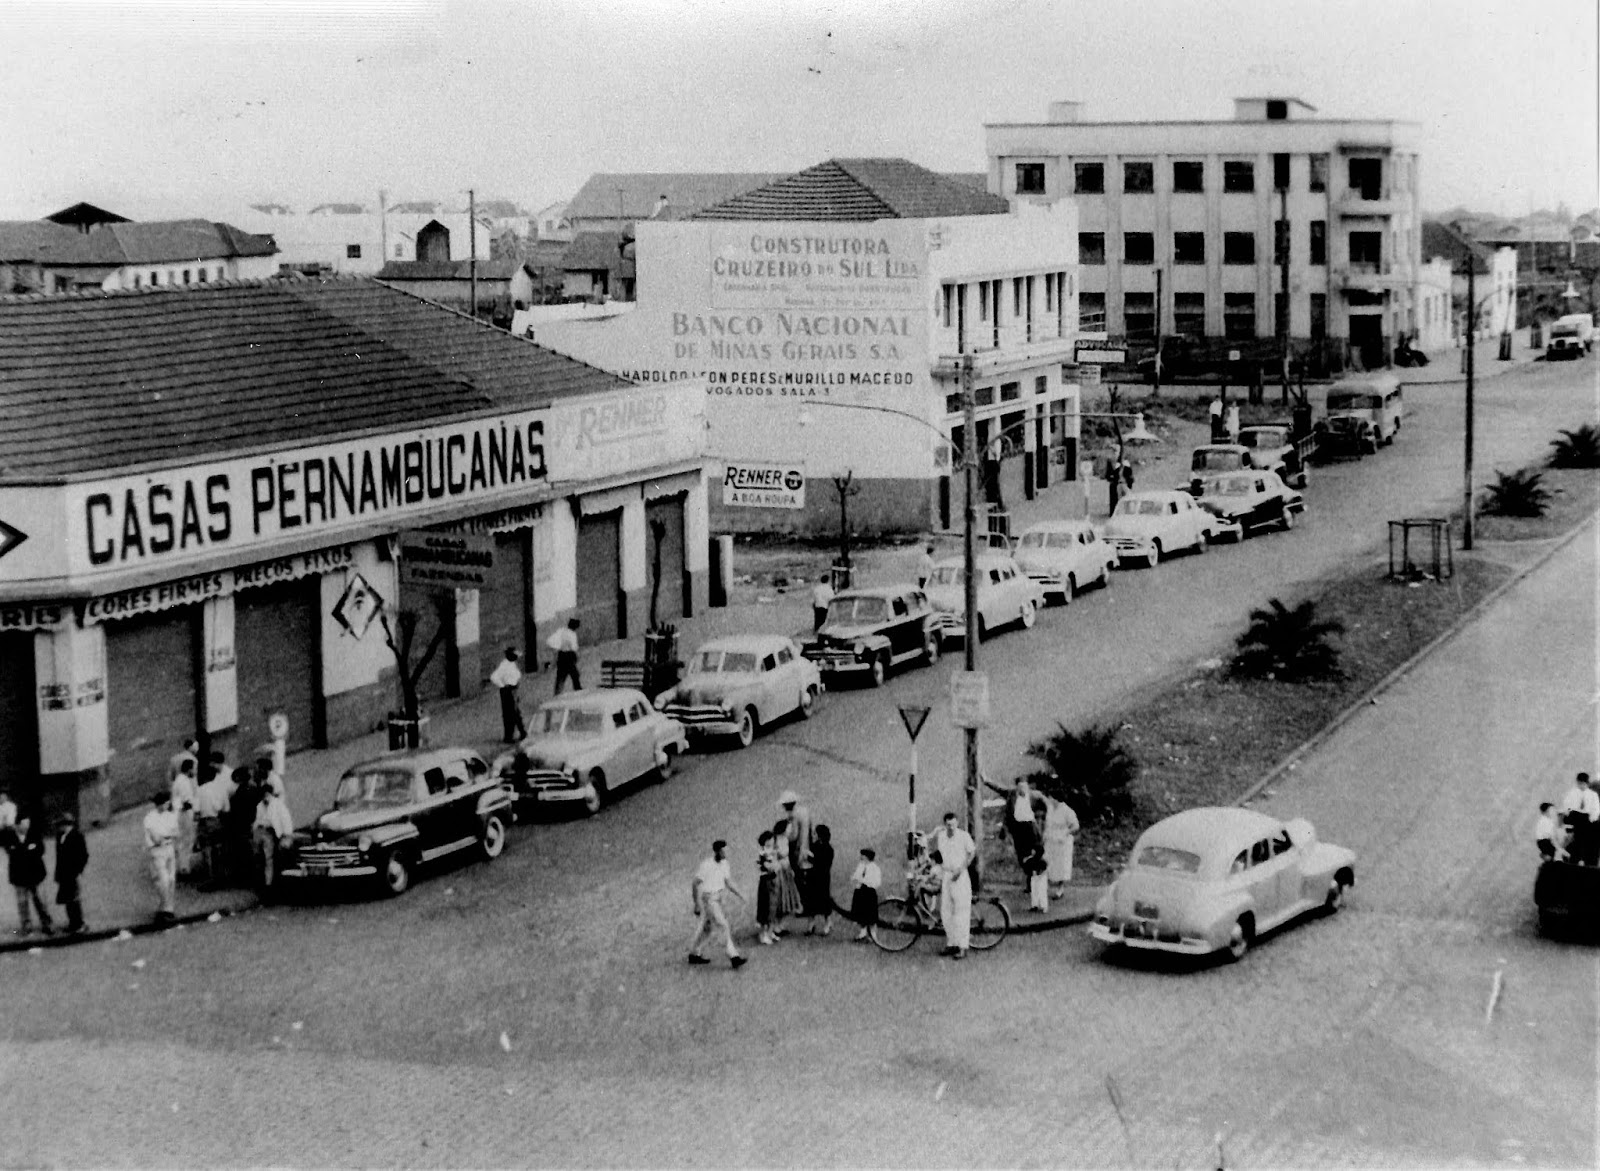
1473, 466, 1600, 542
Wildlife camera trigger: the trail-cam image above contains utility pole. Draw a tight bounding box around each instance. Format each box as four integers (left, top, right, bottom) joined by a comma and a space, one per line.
469, 189, 478, 320
1279, 184, 1291, 403
378, 189, 388, 269
1463, 260, 1476, 550
961, 352, 982, 877
1152, 266, 1163, 396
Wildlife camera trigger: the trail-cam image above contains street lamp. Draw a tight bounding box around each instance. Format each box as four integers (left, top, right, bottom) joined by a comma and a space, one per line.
797, 381, 1150, 876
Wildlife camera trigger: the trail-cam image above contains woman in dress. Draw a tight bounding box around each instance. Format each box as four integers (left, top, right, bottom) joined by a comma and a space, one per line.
772, 817, 804, 931
804, 824, 834, 936
1044, 794, 1080, 894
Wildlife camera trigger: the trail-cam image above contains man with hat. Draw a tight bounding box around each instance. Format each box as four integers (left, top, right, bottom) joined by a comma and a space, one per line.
53, 811, 88, 934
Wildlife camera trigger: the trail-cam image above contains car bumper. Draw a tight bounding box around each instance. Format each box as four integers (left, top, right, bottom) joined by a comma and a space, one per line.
1105, 539, 1154, 562
662, 705, 739, 735
280, 861, 379, 880
1024, 570, 1067, 592
1088, 920, 1212, 953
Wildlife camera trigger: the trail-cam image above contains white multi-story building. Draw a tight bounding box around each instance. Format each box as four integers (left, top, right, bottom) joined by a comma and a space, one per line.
987, 97, 1423, 372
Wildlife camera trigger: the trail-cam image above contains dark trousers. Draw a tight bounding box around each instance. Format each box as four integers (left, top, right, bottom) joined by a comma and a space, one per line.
813, 606, 827, 631
14, 885, 52, 931
498, 686, 525, 741
554, 650, 581, 694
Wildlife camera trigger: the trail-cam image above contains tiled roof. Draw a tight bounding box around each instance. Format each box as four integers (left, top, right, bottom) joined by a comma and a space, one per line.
1421, 221, 1490, 273
690, 159, 1011, 222
562, 231, 635, 276
0, 221, 83, 263
0, 219, 277, 266
0, 279, 631, 481
940, 172, 991, 191
566, 173, 785, 223
375, 260, 529, 281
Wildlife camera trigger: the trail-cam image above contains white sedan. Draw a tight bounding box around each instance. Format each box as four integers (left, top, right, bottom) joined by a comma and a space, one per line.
922, 551, 1045, 641
1013, 520, 1118, 604
659, 634, 822, 748
1101, 490, 1224, 568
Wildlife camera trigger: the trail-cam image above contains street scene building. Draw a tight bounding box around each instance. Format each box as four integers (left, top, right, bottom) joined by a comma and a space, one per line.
0, 280, 707, 819
988, 96, 1423, 371
535, 158, 1084, 535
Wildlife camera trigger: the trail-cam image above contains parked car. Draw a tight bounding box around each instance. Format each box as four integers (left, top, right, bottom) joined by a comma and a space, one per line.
1546, 314, 1594, 359
1312, 414, 1379, 459
658, 634, 822, 748
922, 551, 1044, 641
282, 747, 513, 897
1192, 472, 1305, 537
801, 585, 941, 687
495, 688, 688, 816
1235, 424, 1313, 489
1101, 489, 1222, 568
1089, 807, 1356, 962
1012, 520, 1118, 604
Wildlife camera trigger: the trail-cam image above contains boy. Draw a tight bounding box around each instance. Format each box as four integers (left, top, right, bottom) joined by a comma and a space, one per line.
1536, 802, 1568, 862
849, 847, 881, 941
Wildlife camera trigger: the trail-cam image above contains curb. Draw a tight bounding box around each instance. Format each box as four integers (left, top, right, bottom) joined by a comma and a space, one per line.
0, 902, 257, 956
1234, 510, 1598, 810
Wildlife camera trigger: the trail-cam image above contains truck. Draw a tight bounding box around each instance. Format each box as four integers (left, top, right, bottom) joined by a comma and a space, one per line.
1546, 314, 1594, 360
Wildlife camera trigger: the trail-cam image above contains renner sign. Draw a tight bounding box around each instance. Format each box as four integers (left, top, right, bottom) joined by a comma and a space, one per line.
721, 462, 806, 509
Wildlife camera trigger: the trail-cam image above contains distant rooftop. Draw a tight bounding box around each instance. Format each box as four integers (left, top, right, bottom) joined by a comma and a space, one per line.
566, 173, 786, 224
690, 158, 1010, 222
0, 218, 277, 267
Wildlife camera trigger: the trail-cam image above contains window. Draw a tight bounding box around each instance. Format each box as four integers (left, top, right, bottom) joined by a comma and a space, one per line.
1173, 232, 1205, 265
1124, 292, 1155, 342
946, 394, 962, 414
974, 386, 995, 407
1273, 153, 1291, 191
1223, 161, 1254, 193
1173, 161, 1204, 193
1272, 830, 1293, 856
1074, 162, 1104, 194
1223, 232, 1256, 265
1000, 382, 1021, 402
1309, 153, 1328, 192
1035, 375, 1048, 395
394, 243, 404, 258
1123, 161, 1154, 193
133, 274, 142, 288
1013, 277, 1024, 317
1274, 220, 1289, 266
1078, 232, 1105, 265
1251, 839, 1271, 865
1349, 158, 1383, 200
891, 597, 908, 617
214, 267, 223, 281
942, 284, 955, 328
346, 244, 362, 259
1015, 162, 1046, 194
776, 646, 793, 664
423, 767, 448, 796
196, 268, 208, 283
1309, 220, 1327, 266
1349, 231, 1382, 266
150, 272, 159, 285
760, 654, 777, 672
1079, 292, 1106, 331
182, 269, 191, 284
1274, 292, 1287, 336
1310, 294, 1327, 339
1043, 273, 1053, 313
1231, 850, 1250, 875
1266, 99, 1287, 120
1123, 232, 1154, 265
1224, 293, 1256, 340
1174, 293, 1205, 337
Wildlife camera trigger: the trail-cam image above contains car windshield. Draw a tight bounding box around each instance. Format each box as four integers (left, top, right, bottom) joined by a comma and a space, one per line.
1193, 450, 1244, 470
1325, 416, 1360, 431
1047, 532, 1078, 549
1240, 429, 1285, 448
827, 596, 888, 624
334, 769, 415, 809
1327, 393, 1379, 411
1551, 324, 1579, 337
1017, 532, 1046, 549
1215, 476, 1255, 495
690, 650, 758, 674
926, 565, 963, 586
1135, 845, 1202, 873
1116, 499, 1165, 517
536, 707, 605, 736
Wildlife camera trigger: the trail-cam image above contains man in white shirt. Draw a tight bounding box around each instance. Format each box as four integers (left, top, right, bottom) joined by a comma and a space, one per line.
546, 619, 582, 694
168, 738, 200, 785
1559, 773, 1600, 865
688, 839, 747, 968
143, 794, 180, 922
811, 575, 834, 632
194, 768, 237, 887
1535, 803, 1567, 862
489, 648, 527, 742
252, 786, 296, 894
934, 811, 976, 959
170, 757, 200, 876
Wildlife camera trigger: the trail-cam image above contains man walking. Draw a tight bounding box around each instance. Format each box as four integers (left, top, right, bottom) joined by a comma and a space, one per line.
143, 794, 180, 922
917, 544, 935, 589
7, 816, 53, 936
547, 618, 583, 694
811, 574, 835, 631
53, 812, 88, 934
688, 839, 747, 968
489, 648, 528, 742
933, 811, 976, 960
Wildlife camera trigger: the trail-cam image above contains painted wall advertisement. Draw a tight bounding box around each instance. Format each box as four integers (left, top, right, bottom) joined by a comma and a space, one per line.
720, 462, 806, 509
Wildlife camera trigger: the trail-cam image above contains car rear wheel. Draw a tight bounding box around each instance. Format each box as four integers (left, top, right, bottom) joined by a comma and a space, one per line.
735, 707, 757, 749
976, 614, 989, 640
1225, 916, 1252, 962
583, 770, 607, 815
481, 813, 507, 860
869, 654, 887, 688
380, 852, 412, 897
1324, 873, 1350, 913
1019, 600, 1037, 629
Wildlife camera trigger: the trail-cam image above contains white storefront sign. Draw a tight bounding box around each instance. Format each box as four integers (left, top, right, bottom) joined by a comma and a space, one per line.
721, 461, 806, 509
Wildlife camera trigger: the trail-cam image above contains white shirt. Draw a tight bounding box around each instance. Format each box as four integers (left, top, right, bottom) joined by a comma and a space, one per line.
171, 772, 198, 811
262, 769, 286, 798
935, 825, 975, 877
1559, 785, 1599, 821
195, 776, 235, 819
694, 855, 730, 895
0, 796, 16, 831
811, 581, 834, 608
1535, 813, 1559, 842
851, 860, 882, 890
489, 658, 523, 689
918, 553, 934, 577
1011, 793, 1035, 824
254, 793, 295, 839
547, 627, 579, 654
143, 807, 179, 852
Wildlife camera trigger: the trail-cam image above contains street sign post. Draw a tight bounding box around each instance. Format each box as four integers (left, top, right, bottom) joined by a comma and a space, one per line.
897, 704, 932, 854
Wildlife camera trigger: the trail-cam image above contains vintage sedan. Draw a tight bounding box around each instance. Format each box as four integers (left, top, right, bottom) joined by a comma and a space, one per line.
659, 634, 822, 747
1101, 489, 1222, 568
495, 688, 688, 815
1090, 807, 1356, 962
1013, 520, 1118, 604
801, 585, 941, 687
1313, 414, 1380, 459
922, 551, 1044, 641
282, 747, 513, 897
1192, 472, 1305, 537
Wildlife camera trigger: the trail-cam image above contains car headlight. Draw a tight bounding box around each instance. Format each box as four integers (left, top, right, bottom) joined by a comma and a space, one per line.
357, 834, 373, 854
853, 641, 868, 657
570, 768, 582, 788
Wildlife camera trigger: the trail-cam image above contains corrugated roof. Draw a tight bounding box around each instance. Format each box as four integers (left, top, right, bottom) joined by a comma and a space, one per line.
0, 279, 631, 481
566, 173, 785, 223
690, 159, 1011, 222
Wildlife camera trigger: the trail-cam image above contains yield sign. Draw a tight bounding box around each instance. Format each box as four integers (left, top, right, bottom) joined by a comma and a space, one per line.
0, 519, 26, 562
897, 704, 931, 742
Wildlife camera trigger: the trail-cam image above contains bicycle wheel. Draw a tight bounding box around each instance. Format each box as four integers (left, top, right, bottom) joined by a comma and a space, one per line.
869, 897, 924, 953
968, 897, 1011, 951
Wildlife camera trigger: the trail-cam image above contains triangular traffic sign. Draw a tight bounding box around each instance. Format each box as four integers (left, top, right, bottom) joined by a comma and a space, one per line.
897, 704, 931, 742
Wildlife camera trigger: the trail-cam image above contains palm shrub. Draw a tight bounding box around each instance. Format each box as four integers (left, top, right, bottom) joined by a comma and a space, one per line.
1549, 424, 1600, 469
1231, 597, 1344, 682
1021, 722, 1138, 823
1480, 468, 1551, 518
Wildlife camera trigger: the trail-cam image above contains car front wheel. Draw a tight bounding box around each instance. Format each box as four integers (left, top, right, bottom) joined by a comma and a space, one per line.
481, 813, 507, 860
583, 770, 607, 815
869, 654, 887, 688
1063, 574, 1076, 604
380, 852, 412, 897
1282, 506, 1296, 531
1225, 916, 1252, 962
1148, 540, 1162, 567
923, 632, 940, 665
1324, 875, 1350, 913
735, 707, 757, 748
797, 686, 816, 719
1019, 600, 1037, 629
656, 746, 676, 780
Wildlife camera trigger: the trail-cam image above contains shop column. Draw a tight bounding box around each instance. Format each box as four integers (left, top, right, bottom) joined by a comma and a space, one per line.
33, 622, 110, 824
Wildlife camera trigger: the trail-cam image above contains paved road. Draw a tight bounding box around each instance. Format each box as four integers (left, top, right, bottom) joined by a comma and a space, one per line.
0, 356, 1593, 1166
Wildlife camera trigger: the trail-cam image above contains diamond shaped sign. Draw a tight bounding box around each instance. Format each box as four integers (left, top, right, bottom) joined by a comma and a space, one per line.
332, 571, 383, 640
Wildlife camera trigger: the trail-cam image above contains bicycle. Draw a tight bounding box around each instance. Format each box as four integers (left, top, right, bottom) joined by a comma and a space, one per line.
869, 831, 1010, 953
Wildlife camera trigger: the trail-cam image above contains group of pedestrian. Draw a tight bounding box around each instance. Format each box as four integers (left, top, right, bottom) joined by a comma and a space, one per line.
157, 741, 292, 915
1539, 772, 1600, 866
1, 787, 89, 937
999, 778, 1079, 912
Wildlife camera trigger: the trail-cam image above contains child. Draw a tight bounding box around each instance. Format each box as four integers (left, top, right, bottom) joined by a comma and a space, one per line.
756, 830, 780, 945
1536, 802, 1568, 862
849, 847, 882, 941
805, 824, 835, 936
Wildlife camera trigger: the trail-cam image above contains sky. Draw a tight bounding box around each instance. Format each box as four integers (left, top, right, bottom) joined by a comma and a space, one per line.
2, 0, 1595, 222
